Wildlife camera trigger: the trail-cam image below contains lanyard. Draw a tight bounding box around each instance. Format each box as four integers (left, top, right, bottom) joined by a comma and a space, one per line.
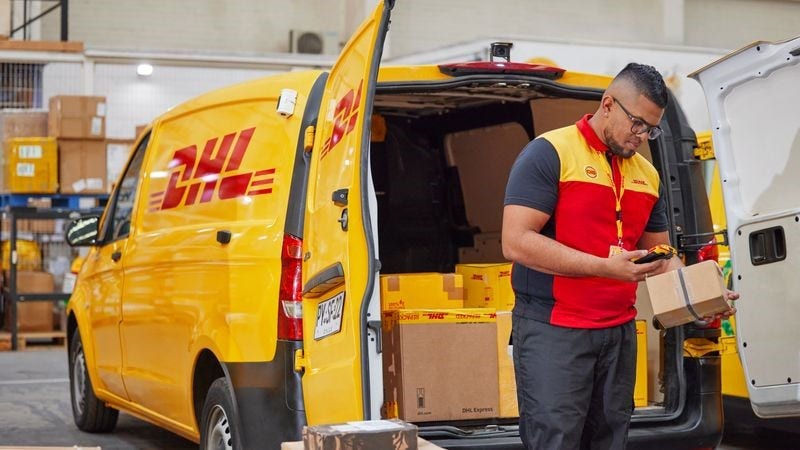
602, 153, 625, 248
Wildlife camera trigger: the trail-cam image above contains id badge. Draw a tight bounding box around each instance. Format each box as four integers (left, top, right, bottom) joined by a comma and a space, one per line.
608, 245, 623, 257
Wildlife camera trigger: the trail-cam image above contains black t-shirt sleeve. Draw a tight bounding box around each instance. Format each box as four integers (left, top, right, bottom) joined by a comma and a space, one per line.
645, 180, 669, 232
504, 138, 560, 215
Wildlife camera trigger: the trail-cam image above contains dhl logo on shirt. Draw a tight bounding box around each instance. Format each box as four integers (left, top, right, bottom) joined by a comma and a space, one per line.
150, 127, 274, 212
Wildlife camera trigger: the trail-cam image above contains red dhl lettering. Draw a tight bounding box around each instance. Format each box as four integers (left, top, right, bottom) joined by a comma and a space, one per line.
423, 312, 446, 320
499, 271, 511, 277
632, 179, 648, 186
471, 274, 484, 280
150, 127, 274, 211
321, 81, 363, 159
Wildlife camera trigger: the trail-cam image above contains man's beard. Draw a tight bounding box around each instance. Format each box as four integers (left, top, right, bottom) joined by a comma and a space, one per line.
604, 129, 636, 159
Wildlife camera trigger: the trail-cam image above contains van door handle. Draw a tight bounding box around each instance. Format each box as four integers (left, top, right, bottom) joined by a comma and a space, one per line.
111, 251, 122, 262
749, 226, 786, 265
303, 262, 345, 298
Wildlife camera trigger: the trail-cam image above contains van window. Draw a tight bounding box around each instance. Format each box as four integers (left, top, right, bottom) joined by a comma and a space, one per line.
102, 134, 149, 242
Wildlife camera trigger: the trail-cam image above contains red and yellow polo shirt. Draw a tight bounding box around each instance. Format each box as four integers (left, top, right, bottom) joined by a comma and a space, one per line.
504, 114, 667, 328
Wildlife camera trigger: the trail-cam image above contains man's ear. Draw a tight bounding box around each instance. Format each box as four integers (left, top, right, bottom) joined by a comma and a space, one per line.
600, 95, 614, 116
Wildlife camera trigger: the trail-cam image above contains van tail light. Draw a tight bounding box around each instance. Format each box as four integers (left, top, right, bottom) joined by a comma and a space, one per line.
697, 239, 720, 263
278, 234, 304, 341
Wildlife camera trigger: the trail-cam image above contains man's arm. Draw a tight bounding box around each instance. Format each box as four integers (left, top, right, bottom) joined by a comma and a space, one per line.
501, 204, 661, 282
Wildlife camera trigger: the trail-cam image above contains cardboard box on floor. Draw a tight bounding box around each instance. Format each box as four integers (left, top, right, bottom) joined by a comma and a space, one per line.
48, 95, 106, 139
58, 139, 108, 193
301, 419, 418, 450
282, 436, 444, 450
382, 308, 499, 422
2, 270, 55, 332
380, 273, 464, 312
456, 263, 515, 311
645, 260, 731, 328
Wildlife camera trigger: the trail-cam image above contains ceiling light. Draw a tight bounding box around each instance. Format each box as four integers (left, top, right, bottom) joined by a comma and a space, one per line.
136, 63, 154, 77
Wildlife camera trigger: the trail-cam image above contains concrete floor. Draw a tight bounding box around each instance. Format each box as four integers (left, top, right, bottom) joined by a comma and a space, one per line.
0, 348, 797, 449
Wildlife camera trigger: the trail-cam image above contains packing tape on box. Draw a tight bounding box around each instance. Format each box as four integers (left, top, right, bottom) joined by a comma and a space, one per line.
677, 268, 704, 321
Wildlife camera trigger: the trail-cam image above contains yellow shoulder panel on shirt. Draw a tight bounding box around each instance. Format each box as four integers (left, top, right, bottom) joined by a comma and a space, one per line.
539, 125, 611, 188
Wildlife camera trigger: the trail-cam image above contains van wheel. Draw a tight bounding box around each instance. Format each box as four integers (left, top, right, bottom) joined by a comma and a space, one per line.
69, 329, 119, 432
200, 378, 242, 450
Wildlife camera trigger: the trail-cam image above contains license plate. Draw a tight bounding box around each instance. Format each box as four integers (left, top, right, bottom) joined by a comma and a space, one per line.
314, 292, 345, 340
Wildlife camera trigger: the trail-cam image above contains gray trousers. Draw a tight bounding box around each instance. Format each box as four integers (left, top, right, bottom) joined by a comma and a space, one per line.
512, 315, 637, 450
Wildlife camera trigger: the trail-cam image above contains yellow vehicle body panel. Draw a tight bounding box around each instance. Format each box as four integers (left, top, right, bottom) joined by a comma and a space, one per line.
300, 1, 389, 426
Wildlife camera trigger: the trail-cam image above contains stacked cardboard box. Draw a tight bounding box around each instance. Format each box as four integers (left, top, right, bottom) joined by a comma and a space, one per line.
382, 308, 499, 422
456, 263, 515, 311
2, 270, 55, 332
49, 95, 108, 193
0, 137, 58, 193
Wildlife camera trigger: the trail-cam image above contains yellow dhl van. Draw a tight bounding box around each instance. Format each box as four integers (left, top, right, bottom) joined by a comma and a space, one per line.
64, 1, 736, 448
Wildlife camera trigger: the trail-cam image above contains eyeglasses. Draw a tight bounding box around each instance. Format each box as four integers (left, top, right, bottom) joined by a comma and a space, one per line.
610, 96, 663, 140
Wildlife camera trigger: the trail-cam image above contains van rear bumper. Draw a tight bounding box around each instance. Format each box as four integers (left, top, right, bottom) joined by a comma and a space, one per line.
224, 340, 306, 449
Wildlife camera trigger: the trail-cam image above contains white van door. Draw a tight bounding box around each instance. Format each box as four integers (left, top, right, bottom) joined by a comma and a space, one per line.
300, 0, 392, 425
690, 36, 800, 418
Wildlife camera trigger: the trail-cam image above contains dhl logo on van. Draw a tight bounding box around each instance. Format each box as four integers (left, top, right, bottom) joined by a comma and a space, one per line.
320, 81, 363, 160
149, 127, 274, 212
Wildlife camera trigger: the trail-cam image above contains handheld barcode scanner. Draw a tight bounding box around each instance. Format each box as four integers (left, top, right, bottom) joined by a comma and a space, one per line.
634, 244, 677, 264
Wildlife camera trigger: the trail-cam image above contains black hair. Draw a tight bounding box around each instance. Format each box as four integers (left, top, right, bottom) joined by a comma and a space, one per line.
614, 63, 669, 109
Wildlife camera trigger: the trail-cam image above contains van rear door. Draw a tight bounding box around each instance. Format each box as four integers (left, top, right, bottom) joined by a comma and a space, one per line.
300, 0, 392, 425
690, 35, 800, 418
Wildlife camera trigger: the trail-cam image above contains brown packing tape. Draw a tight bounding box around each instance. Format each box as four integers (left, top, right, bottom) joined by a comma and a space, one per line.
387, 275, 400, 291
442, 273, 464, 300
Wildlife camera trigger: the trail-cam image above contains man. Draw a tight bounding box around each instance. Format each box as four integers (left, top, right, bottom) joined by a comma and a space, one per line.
502, 63, 737, 450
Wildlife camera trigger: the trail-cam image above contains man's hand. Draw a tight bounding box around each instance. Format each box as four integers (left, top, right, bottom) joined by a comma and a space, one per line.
603, 249, 670, 282
703, 288, 740, 322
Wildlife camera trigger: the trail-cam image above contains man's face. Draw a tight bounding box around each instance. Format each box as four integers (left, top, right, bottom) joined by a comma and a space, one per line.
603, 94, 664, 158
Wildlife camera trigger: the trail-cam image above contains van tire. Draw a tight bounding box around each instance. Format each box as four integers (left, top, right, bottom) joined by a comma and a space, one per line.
200, 377, 242, 450
69, 329, 119, 432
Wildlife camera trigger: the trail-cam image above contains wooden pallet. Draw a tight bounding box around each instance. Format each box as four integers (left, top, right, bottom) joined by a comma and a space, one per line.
0, 330, 66, 351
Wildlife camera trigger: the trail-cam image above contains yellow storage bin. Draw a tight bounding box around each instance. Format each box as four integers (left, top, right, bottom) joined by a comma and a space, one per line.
2, 137, 58, 193
2, 240, 42, 271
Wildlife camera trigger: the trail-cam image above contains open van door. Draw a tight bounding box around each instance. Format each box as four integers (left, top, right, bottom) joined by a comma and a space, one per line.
690, 36, 800, 418
300, 0, 392, 425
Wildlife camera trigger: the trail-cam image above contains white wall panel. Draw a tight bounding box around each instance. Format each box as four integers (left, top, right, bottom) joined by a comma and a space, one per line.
91, 64, 278, 138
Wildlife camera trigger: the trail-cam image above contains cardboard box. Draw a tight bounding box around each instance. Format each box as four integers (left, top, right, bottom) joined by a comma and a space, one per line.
496, 311, 518, 417
0, 110, 48, 142
380, 273, 464, 312
2, 271, 55, 332
48, 95, 106, 139
58, 139, 108, 193
456, 263, 515, 311
106, 138, 134, 188
281, 437, 444, 450
634, 320, 648, 407
302, 419, 417, 450
458, 232, 507, 264
382, 308, 499, 422
645, 260, 731, 328
1, 137, 58, 193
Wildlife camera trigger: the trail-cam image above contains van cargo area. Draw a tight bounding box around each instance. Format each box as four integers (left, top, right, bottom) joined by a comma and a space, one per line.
368, 78, 712, 446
